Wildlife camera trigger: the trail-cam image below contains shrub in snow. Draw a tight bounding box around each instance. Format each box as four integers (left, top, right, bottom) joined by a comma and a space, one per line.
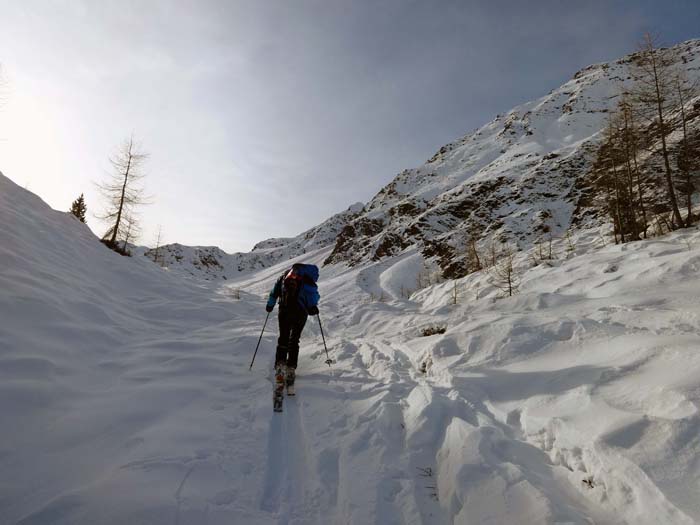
100, 238, 131, 257
421, 324, 447, 336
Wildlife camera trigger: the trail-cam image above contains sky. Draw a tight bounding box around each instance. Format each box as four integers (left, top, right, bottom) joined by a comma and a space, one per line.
1, 0, 699, 252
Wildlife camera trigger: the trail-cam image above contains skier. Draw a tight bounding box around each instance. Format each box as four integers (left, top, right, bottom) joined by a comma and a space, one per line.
266, 263, 320, 410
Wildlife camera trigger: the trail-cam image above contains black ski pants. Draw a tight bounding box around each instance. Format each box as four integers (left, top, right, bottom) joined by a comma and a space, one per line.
275, 307, 307, 369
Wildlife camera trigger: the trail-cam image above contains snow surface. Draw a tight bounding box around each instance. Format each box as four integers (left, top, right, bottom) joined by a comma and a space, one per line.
3, 170, 700, 524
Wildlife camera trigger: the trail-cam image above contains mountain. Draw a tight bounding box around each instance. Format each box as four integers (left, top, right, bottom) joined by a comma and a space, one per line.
145, 39, 700, 282
143, 202, 364, 280
324, 39, 700, 277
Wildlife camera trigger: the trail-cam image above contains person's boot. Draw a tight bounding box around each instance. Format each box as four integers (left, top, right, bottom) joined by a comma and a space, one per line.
286, 367, 296, 396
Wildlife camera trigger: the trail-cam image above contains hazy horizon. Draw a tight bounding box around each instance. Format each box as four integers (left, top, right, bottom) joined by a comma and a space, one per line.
1, 0, 699, 252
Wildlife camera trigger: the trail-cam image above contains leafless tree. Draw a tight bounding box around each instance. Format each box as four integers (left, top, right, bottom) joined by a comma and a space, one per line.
619, 94, 649, 237
120, 210, 142, 253
672, 71, 700, 226
416, 262, 431, 289
630, 33, 684, 228
489, 243, 520, 297
451, 280, 460, 305
531, 233, 556, 266
564, 229, 576, 257
591, 119, 630, 243
486, 237, 499, 268
97, 135, 149, 247
466, 236, 483, 273
152, 225, 165, 267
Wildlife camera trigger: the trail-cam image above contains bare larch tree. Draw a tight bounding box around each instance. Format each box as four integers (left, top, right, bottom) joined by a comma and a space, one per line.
672, 71, 700, 226
152, 225, 165, 267
631, 33, 684, 228
490, 242, 520, 297
97, 136, 149, 247
120, 210, 142, 252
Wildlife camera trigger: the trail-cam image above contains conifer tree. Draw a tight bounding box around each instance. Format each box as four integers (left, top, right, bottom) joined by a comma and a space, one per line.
69, 193, 87, 223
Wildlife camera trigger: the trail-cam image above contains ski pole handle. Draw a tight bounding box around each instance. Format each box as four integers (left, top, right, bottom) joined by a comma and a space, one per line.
249, 312, 270, 370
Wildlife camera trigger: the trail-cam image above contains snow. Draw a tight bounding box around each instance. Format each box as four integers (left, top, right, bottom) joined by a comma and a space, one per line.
3, 169, 700, 524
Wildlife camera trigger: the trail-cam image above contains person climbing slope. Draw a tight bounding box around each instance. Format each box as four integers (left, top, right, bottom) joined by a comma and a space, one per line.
266, 263, 320, 411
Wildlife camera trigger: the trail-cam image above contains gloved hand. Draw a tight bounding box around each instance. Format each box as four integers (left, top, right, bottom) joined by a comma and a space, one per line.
266, 304, 274, 313
307, 305, 319, 316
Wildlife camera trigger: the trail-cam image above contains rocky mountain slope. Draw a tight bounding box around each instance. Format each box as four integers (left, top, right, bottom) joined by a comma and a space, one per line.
324, 39, 700, 277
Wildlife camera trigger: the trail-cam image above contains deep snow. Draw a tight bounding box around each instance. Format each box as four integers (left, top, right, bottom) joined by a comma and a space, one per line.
2, 171, 700, 524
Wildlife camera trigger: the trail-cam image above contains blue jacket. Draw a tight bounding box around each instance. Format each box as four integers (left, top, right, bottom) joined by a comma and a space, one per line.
267, 264, 320, 312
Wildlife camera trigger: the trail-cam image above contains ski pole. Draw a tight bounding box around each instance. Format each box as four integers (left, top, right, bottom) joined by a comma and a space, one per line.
317, 313, 332, 367
249, 312, 270, 370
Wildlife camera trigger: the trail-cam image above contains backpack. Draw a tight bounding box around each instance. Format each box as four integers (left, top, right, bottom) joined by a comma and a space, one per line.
279, 263, 320, 310
280, 264, 304, 308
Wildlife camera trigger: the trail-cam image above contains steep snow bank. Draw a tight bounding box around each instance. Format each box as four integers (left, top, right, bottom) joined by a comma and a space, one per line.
0, 173, 261, 524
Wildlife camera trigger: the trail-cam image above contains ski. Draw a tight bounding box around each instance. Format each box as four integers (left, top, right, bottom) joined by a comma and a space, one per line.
273, 392, 284, 412
273, 366, 285, 412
